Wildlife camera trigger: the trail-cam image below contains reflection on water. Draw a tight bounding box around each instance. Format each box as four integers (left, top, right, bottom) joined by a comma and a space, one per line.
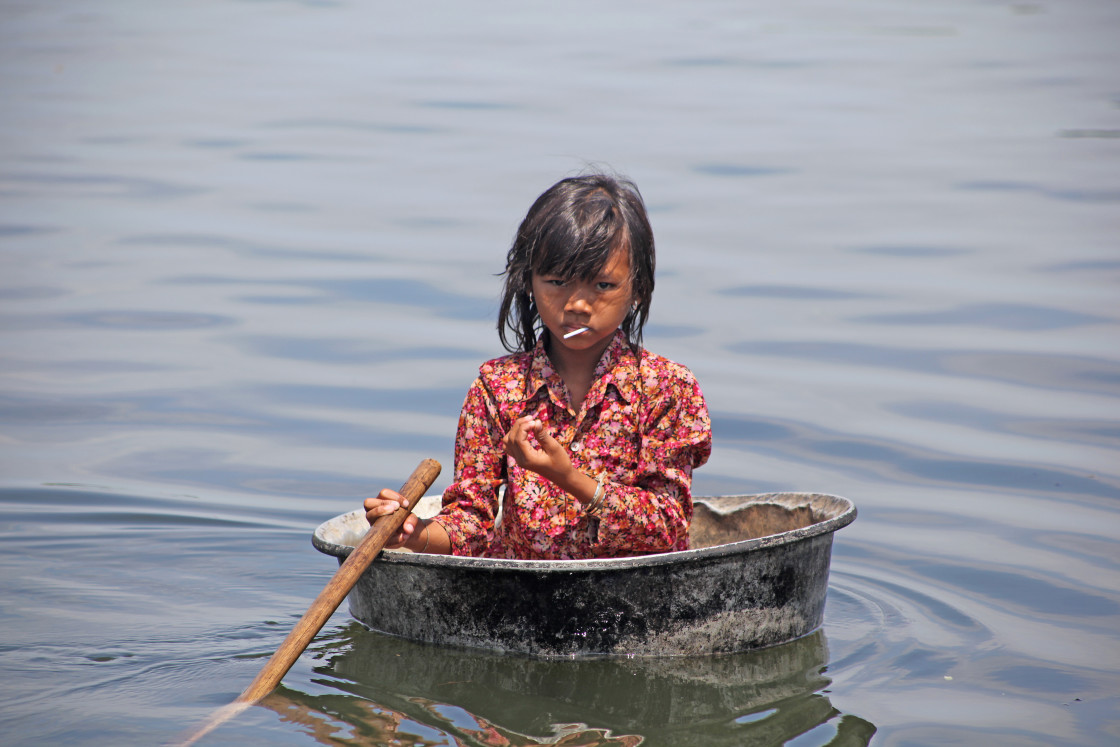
259, 625, 874, 747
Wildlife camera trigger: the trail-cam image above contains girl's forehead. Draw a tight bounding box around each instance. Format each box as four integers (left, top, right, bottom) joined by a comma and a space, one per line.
601, 245, 631, 275
533, 243, 631, 278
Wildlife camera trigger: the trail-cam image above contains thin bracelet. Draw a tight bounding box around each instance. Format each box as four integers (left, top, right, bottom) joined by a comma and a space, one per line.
419, 521, 431, 553
586, 474, 606, 516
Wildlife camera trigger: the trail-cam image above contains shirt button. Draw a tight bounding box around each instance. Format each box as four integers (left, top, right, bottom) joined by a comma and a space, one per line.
571, 442, 582, 452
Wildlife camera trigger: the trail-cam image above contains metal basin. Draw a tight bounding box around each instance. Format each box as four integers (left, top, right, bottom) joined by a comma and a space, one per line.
312, 492, 856, 658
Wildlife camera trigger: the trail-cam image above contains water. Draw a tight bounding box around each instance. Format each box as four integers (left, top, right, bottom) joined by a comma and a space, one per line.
1, 1, 1118, 744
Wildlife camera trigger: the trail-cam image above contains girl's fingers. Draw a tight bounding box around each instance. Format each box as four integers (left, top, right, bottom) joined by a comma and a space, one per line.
504, 415, 561, 472
380, 488, 407, 507
507, 416, 535, 445
503, 417, 532, 457
363, 488, 409, 524
389, 516, 421, 549
514, 417, 543, 442
504, 418, 570, 476
365, 504, 420, 548
363, 498, 396, 513
363, 501, 398, 518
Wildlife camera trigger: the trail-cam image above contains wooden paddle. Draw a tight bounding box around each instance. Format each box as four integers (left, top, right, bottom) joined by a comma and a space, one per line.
177, 458, 441, 746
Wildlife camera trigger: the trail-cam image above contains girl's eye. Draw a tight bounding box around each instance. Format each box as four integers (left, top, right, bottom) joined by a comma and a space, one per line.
547, 278, 566, 287
597, 282, 616, 291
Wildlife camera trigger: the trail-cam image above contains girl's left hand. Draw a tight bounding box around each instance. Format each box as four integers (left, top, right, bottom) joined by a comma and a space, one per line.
502, 416, 571, 482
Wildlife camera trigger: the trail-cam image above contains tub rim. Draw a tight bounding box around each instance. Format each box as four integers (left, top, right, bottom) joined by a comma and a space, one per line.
312, 491, 856, 573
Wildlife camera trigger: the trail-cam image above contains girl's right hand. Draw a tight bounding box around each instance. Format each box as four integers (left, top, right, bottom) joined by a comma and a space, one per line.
363, 488, 421, 549
503, 415, 573, 483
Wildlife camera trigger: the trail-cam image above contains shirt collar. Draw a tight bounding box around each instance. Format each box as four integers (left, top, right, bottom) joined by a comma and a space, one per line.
525, 330, 641, 407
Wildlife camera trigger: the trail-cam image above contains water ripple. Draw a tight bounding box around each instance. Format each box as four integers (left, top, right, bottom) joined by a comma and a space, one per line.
849, 245, 974, 258
2, 171, 205, 201
729, 340, 1120, 397
917, 563, 1119, 617
253, 383, 467, 415
0, 285, 68, 301
693, 163, 794, 178
419, 100, 517, 111
855, 303, 1111, 331
0, 487, 303, 530
887, 400, 1120, 448
807, 437, 1117, 500
719, 284, 873, 300
231, 336, 482, 364
712, 409, 1118, 499
122, 233, 373, 262
67, 310, 235, 330
958, 180, 1120, 204
0, 224, 58, 237
97, 445, 445, 500
163, 272, 495, 318
261, 118, 447, 135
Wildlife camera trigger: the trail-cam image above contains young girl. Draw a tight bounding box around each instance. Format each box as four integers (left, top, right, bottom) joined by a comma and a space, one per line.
364, 174, 711, 560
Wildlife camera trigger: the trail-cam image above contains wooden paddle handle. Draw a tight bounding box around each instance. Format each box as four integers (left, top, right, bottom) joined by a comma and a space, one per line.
236, 458, 441, 705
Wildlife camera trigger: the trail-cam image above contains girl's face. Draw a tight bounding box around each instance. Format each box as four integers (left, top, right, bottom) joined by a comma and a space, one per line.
531, 245, 634, 356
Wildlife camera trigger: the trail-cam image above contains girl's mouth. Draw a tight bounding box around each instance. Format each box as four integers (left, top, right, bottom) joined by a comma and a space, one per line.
562, 326, 590, 339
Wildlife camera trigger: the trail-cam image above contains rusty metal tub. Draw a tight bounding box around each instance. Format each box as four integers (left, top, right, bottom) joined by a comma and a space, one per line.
312, 492, 856, 658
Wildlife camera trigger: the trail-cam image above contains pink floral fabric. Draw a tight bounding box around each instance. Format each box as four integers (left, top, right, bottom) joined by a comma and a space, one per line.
430, 331, 711, 560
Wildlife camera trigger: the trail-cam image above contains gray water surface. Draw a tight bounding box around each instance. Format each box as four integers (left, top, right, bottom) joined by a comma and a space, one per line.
2, 1, 1118, 745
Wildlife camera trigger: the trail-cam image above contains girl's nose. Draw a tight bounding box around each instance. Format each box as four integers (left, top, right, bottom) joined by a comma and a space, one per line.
565, 287, 593, 313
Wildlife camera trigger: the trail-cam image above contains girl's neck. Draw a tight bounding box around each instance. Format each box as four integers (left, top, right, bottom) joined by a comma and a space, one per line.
544, 332, 613, 411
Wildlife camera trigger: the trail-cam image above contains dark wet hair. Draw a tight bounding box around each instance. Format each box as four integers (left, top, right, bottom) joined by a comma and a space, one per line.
497, 174, 655, 354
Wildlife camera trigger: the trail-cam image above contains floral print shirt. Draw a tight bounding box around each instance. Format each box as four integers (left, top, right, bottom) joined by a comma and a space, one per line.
430, 331, 711, 560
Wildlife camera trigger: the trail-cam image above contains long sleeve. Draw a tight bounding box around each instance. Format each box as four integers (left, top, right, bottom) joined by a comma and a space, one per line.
591, 363, 711, 554
429, 377, 507, 556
